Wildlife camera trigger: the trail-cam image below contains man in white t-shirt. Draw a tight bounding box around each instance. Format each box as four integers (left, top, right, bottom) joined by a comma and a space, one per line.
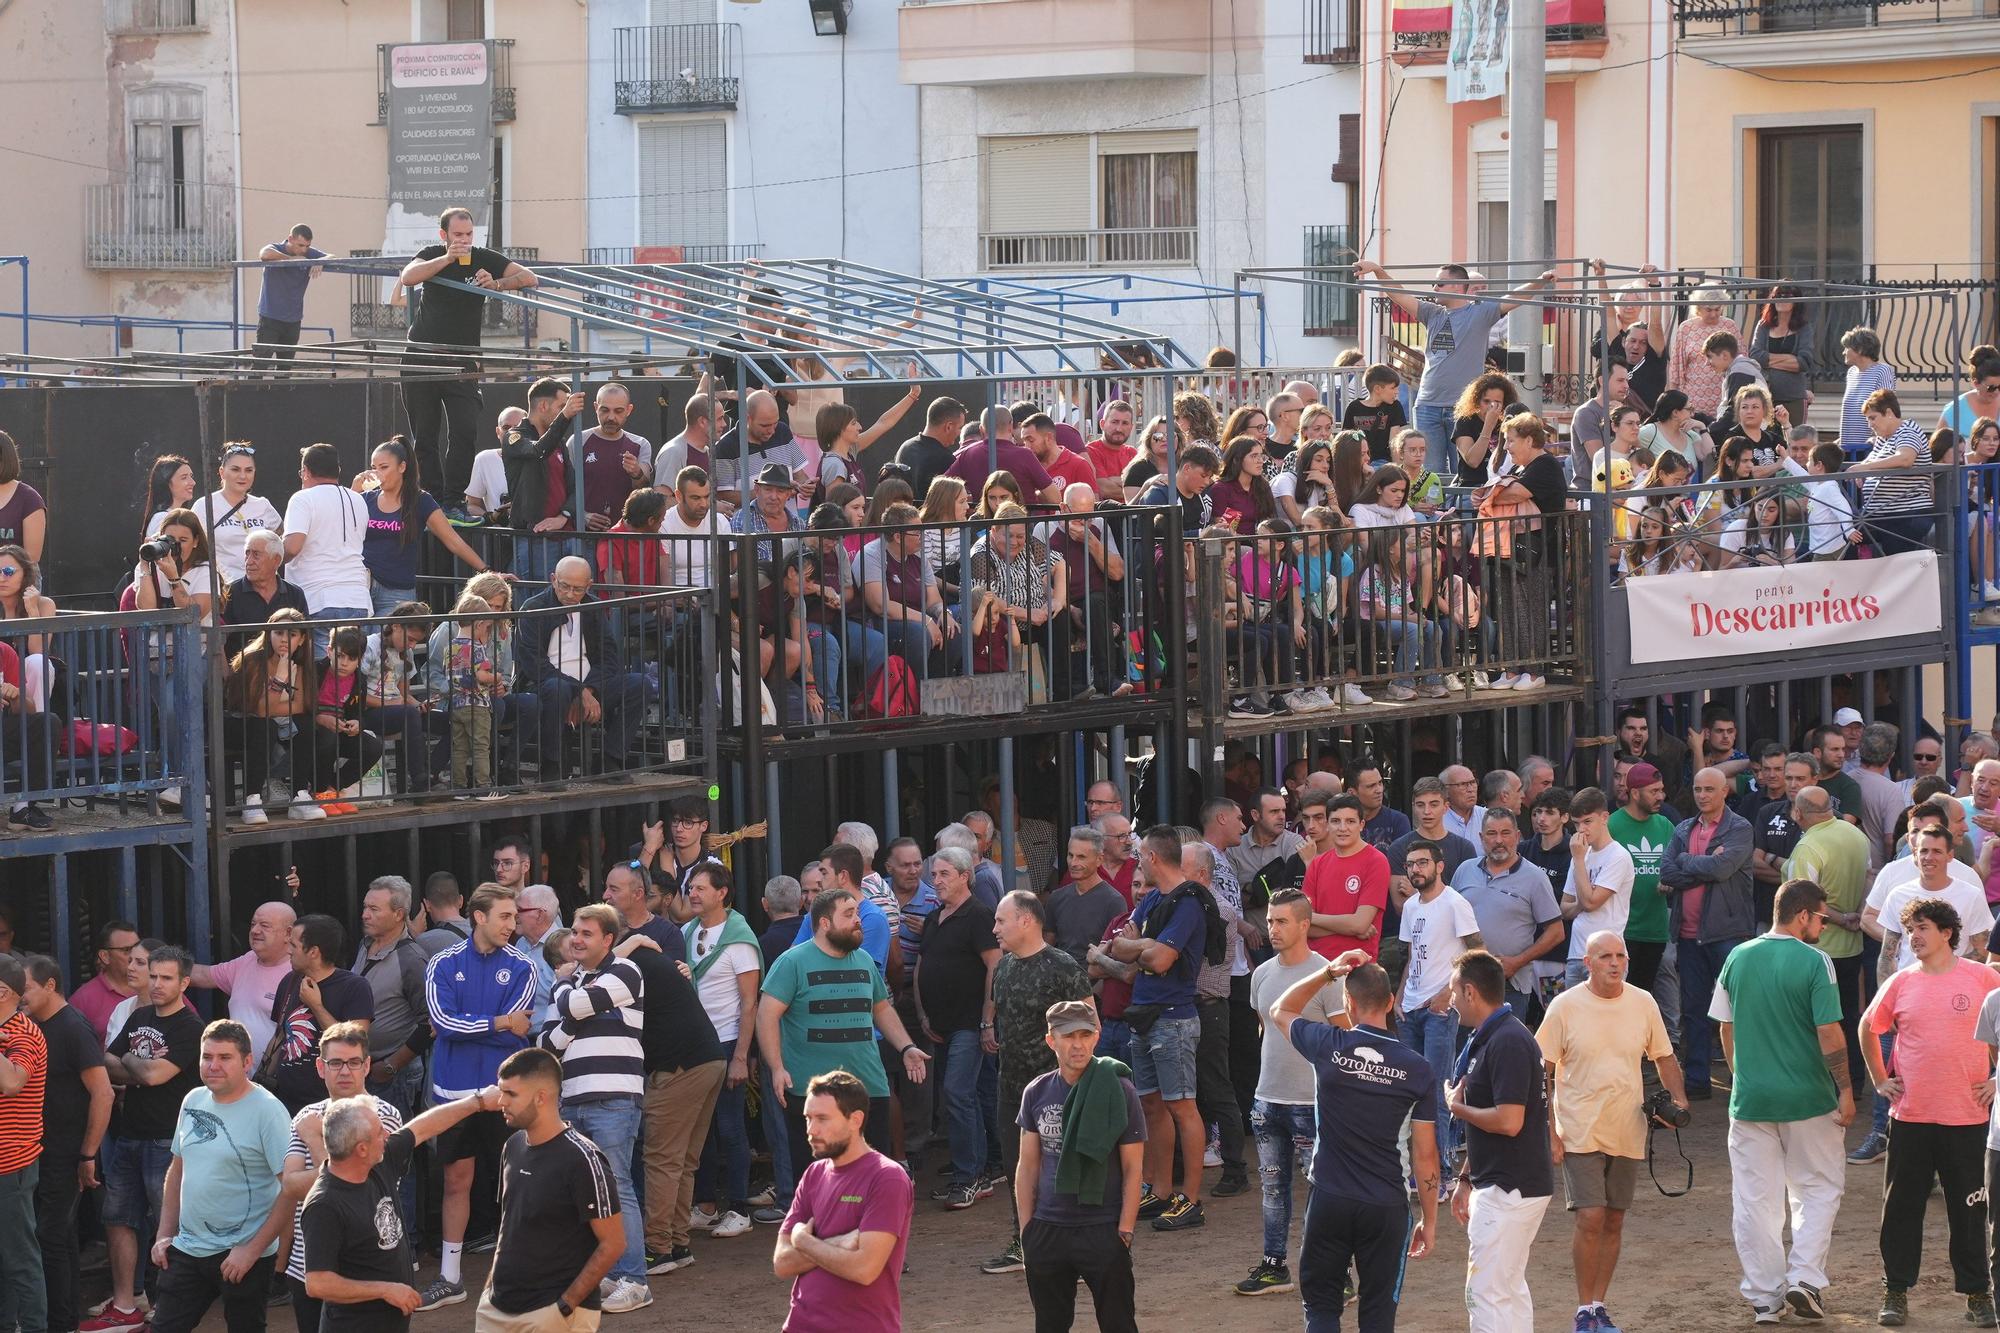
1396, 837, 1483, 1176
1871, 826, 1993, 979
190, 900, 297, 1059
1562, 787, 1637, 986
1862, 804, 1985, 941
653, 393, 718, 495
659, 465, 715, 588
680, 862, 771, 1234
464, 407, 522, 520
282, 442, 372, 653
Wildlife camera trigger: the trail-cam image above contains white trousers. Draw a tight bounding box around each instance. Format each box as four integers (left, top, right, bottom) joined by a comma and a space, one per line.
1727, 1113, 1847, 1308
1464, 1184, 1551, 1333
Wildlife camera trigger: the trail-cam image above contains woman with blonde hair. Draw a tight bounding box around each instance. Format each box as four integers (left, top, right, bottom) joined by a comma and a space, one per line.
1299, 402, 1337, 444
1120, 416, 1170, 499
918, 474, 972, 602
1173, 390, 1221, 450
1476, 412, 1566, 690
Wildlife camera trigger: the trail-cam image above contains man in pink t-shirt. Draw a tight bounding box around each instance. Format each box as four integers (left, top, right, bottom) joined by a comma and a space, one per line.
1864, 896, 2000, 1327
1301, 794, 1390, 960
69, 920, 143, 1043
774, 1071, 913, 1333
191, 899, 297, 1060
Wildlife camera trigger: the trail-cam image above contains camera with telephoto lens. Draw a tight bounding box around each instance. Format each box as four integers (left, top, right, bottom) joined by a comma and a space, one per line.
1647, 1086, 1691, 1129
137, 537, 174, 564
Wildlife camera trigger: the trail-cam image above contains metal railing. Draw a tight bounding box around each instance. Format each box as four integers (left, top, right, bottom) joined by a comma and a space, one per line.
1303, 226, 1359, 337
108, 0, 202, 33
1303, 0, 1362, 61
1376, 289, 1601, 409
581, 245, 766, 266
346, 248, 541, 338
374, 39, 515, 124
84, 180, 234, 271
986, 364, 1368, 433
982, 228, 1199, 271
1394, 22, 1606, 46
1674, 0, 1995, 36
613, 23, 742, 112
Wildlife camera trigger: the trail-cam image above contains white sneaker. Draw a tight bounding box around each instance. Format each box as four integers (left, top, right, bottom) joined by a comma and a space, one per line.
1491, 672, 1521, 689
748, 1185, 778, 1208
1511, 673, 1545, 691
1384, 684, 1418, 701
1306, 687, 1337, 710
339, 783, 361, 799
710, 1210, 753, 1238
1341, 683, 1374, 706
1470, 670, 1495, 690
240, 794, 268, 826
1982, 581, 2000, 601
599, 1279, 652, 1314
689, 1207, 719, 1230
1282, 689, 1319, 713
287, 792, 327, 821
158, 785, 183, 809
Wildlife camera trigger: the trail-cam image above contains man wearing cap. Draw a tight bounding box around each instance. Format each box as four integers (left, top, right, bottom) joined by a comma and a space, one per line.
1832, 708, 1865, 773
1014, 999, 1145, 1333
732, 462, 804, 566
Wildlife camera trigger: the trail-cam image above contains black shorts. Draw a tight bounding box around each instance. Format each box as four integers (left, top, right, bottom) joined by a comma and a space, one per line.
435, 1109, 511, 1165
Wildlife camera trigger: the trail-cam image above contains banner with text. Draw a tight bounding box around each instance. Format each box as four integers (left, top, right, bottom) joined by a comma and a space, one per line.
385, 42, 492, 260
1624, 550, 1941, 665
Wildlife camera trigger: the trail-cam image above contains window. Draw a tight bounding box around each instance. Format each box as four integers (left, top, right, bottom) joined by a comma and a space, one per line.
637, 121, 728, 247
1756, 126, 1863, 282
1470, 119, 1556, 271
447, 0, 483, 40
648, 0, 712, 22
979, 130, 1196, 269
129, 86, 204, 231
1100, 132, 1195, 264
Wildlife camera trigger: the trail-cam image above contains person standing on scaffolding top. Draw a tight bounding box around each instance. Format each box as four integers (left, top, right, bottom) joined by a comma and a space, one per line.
399, 206, 539, 522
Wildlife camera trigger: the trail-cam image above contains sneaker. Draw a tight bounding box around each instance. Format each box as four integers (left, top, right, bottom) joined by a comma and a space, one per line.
1573, 1311, 1601, 1333
1848, 1131, 1888, 1164
8, 804, 52, 831
644, 1247, 688, 1275
1152, 1193, 1205, 1231
599, 1279, 652, 1314
1512, 673, 1545, 690
1228, 696, 1259, 718
1492, 672, 1521, 689
1416, 682, 1450, 698
940, 1183, 978, 1210
1136, 1186, 1170, 1220
1470, 670, 1496, 690
1245, 698, 1277, 717
1982, 581, 2000, 601
751, 1205, 787, 1225
1752, 1304, 1784, 1325
286, 791, 327, 821
1235, 1259, 1295, 1296
979, 1238, 1025, 1275
1203, 1138, 1223, 1169
444, 505, 482, 527
1384, 684, 1417, 702
477, 790, 506, 802
1879, 1286, 1908, 1326
157, 785, 183, 809
1212, 1171, 1249, 1198
1282, 689, 1318, 713
1596, 1307, 1624, 1333
415, 1278, 466, 1311
1307, 686, 1337, 710
975, 1170, 1004, 1197
748, 1185, 778, 1208
79, 1307, 147, 1333
688, 1206, 720, 1230
1971, 1293, 1999, 1328
240, 794, 268, 825
1786, 1282, 1825, 1320
710, 1210, 753, 1238
1341, 682, 1374, 706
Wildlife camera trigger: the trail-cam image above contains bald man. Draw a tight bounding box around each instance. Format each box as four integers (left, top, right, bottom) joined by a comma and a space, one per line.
1281, 379, 1319, 409
192, 899, 298, 1057
1659, 766, 1756, 1101
466, 407, 525, 520
514, 557, 652, 781
579, 381, 654, 531
1044, 483, 1129, 698
713, 388, 811, 508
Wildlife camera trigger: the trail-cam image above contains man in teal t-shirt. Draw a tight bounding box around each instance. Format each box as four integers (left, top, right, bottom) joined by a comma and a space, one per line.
758, 889, 931, 1170
1707, 878, 1855, 1324
1612, 762, 1679, 1039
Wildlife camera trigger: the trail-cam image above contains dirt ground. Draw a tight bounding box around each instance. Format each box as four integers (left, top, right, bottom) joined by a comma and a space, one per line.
159, 1101, 1981, 1333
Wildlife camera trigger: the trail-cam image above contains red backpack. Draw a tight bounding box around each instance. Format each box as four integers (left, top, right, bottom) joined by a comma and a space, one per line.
858, 658, 920, 720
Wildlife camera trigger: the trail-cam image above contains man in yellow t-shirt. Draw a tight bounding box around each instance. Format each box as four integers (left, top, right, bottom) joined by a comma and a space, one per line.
1536, 931, 1689, 1333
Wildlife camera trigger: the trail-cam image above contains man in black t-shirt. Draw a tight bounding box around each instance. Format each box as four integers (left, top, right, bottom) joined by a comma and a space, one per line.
24, 955, 113, 1333
477, 1049, 624, 1333
300, 1086, 497, 1333
397, 206, 539, 512
1445, 950, 1554, 1332
894, 397, 968, 500
266, 915, 376, 1114
913, 860, 1001, 1210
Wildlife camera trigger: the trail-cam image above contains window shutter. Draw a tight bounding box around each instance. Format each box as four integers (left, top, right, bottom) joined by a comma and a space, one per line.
982, 135, 1090, 233
637, 121, 728, 247
1097, 129, 1198, 157
1331, 114, 1361, 185
1474, 148, 1556, 202
648, 0, 712, 24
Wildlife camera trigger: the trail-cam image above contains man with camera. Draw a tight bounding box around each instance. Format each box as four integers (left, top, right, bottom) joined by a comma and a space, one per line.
1536, 932, 1687, 1333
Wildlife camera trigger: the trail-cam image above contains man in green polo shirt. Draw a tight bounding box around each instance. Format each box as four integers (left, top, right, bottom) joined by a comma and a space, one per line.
758, 889, 931, 1187
1709, 878, 1855, 1325
1783, 785, 1872, 1093
1610, 761, 1678, 1041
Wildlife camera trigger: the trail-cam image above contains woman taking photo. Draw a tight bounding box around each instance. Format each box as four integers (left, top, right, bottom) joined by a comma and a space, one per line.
1749, 284, 1815, 427
1451, 372, 1522, 489
1273, 439, 1334, 525
133, 508, 217, 810
223, 607, 334, 823
353, 436, 495, 615
1209, 435, 1275, 534
1476, 413, 1567, 691
142, 453, 197, 542
200, 443, 285, 584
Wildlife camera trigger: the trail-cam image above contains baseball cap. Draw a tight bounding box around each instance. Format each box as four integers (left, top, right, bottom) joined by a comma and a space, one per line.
1045, 1000, 1101, 1035
1626, 762, 1663, 789
1833, 707, 1864, 727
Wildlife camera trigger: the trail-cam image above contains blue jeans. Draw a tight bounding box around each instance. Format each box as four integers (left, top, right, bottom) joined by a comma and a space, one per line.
758, 1062, 795, 1204
1250, 1100, 1317, 1263
940, 1028, 988, 1186
695, 1082, 752, 1213
362, 703, 446, 792
309, 606, 371, 658
513, 535, 584, 582
564, 1097, 645, 1284
369, 584, 417, 618
1677, 937, 1744, 1091
1403, 1005, 1461, 1166
805, 624, 842, 715
1414, 401, 1458, 479
1871, 1030, 1896, 1138
1094, 1019, 1132, 1066
1371, 617, 1443, 688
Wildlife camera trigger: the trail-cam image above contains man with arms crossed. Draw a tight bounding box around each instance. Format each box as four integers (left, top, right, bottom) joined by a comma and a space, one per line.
772, 1071, 914, 1333
1710, 878, 1856, 1325
1537, 933, 1687, 1333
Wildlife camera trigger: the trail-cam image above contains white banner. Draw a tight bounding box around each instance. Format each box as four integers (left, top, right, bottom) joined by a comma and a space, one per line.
1624, 550, 1941, 665
1446, 0, 1509, 103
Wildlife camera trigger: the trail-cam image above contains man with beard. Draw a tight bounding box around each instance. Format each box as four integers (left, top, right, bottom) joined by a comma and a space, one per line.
772, 1071, 914, 1333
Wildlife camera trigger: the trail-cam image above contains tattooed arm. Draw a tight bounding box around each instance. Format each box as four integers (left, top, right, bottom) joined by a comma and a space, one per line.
1822, 1019, 1858, 1127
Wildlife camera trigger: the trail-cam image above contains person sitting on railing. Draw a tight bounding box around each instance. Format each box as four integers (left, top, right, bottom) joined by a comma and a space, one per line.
860, 501, 958, 679
1273, 438, 1334, 527
1848, 388, 1936, 556
1350, 464, 1420, 530
969, 503, 1066, 700
1450, 372, 1520, 492
594, 488, 671, 590
0, 431, 46, 570
513, 556, 651, 783
314, 625, 387, 803
1120, 416, 1171, 501
1041, 484, 1130, 700
732, 461, 805, 567
0, 545, 56, 715
220, 529, 308, 636
223, 608, 334, 825
943, 407, 1060, 505
1209, 435, 1275, 536
1356, 525, 1446, 705
0, 632, 57, 830
198, 443, 284, 585
140, 453, 197, 548
354, 435, 496, 615
502, 376, 588, 581
653, 393, 720, 505
359, 603, 448, 795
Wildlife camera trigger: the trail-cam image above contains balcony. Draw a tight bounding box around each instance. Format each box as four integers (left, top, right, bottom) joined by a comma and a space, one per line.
1303, 0, 1361, 63
347, 248, 540, 338
108, 0, 203, 34
582, 245, 765, 265
981, 227, 1197, 271
1672, 0, 2000, 63
899, 0, 1212, 85
374, 39, 515, 124
84, 180, 233, 272
1391, 23, 1609, 73
613, 24, 741, 113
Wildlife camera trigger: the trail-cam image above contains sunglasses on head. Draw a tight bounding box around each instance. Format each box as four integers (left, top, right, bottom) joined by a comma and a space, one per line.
224, 445, 256, 458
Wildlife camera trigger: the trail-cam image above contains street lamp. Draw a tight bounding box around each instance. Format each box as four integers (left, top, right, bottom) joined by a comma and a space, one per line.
807, 0, 850, 36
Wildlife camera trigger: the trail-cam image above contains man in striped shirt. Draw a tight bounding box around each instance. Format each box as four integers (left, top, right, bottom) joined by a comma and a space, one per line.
539, 904, 649, 1313
0, 955, 50, 1333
